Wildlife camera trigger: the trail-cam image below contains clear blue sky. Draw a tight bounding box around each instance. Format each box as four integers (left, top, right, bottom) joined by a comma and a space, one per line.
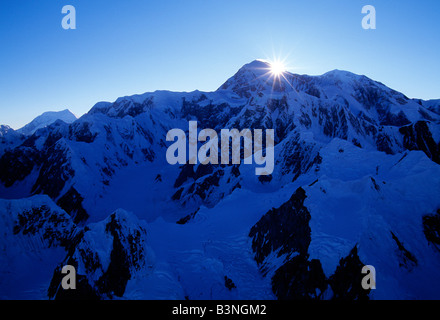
1, 0, 439, 129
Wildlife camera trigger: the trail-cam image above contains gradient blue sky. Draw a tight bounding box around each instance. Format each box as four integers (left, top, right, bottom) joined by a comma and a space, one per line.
1, 0, 439, 129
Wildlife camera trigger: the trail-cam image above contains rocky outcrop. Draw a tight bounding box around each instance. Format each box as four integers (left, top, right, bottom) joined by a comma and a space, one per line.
48, 209, 150, 300
0, 196, 76, 249
328, 246, 370, 300
0, 145, 41, 187
249, 188, 311, 265
399, 121, 440, 164
423, 209, 440, 252
249, 188, 370, 300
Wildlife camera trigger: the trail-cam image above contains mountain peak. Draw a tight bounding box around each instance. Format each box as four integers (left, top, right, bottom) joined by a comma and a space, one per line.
322, 69, 366, 81
17, 109, 77, 136
0, 125, 14, 137
217, 59, 293, 97
240, 59, 272, 70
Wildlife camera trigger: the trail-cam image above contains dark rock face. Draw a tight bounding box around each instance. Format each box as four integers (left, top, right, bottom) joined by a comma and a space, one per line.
249, 188, 327, 300
69, 121, 97, 143
319, 105, 348, 140
272, 255, 327, 300
231, 164, 240, 177
376, 133, 394, 155
176, 208, 200, 225
380, 110, 410, 127
48, 210, 149, 300
56, 187, 89, 224
399, 121, 440, 164
292, 75, 322, 99
353, 83, 386, 111
172, 187, 184, 201
32, 145, 74, 200
89, 97, 154, 119
12, 204, 75, 248
174, 163, 219, 191
172, 162, 230, 208
328, 246, 370, 300
267, 96, 288, 114
96, 213, 139, 296
224, 276, 237, 291
174, 164, 196, 188
119, 99, 154, 118
390, 231, 418, 270
423, 209, 440, 252
192, 169, 223, 201
181, 96, 241, 130
0, 146, 41, 187
249, 188, 370, 300
266, 97, 294, 143
279, 134, 319, 180
249, 187, 311, 265
258, 174, 272, 184
351, 81, 413, 127
195, 163, 214, 181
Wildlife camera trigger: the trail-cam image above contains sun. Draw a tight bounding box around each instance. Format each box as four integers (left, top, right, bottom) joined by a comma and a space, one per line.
269, 60, 286, 77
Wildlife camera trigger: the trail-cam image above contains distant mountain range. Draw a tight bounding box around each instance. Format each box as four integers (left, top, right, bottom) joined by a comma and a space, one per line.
1, 60, 439, 300
0, 110, 77, 155
17, 109, 77, 136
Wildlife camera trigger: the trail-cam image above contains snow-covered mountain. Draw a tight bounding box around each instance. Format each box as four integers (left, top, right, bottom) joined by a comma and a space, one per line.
1, 60, 440, 300
16, 109, 77, 136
